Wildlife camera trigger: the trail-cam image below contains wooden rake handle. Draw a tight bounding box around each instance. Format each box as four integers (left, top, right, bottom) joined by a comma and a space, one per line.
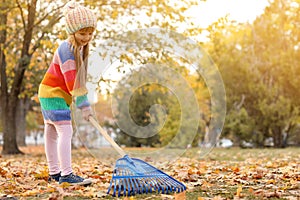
89, 116, 126, 157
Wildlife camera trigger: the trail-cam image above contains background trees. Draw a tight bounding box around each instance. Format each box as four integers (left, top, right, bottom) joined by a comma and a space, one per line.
0, 0, 63, 154
206, 0, 300, 147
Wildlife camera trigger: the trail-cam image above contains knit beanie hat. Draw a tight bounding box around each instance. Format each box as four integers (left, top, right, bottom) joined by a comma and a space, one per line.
63, 1, 97, 34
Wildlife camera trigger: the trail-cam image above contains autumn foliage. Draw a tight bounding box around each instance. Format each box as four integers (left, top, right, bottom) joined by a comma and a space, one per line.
0, 146, 299, 199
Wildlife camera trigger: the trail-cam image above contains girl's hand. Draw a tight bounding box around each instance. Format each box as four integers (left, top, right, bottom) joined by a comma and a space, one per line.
82, 106, 93, 121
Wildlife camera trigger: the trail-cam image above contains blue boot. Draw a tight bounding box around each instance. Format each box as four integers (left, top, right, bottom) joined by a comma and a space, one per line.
48, 172, 61, 182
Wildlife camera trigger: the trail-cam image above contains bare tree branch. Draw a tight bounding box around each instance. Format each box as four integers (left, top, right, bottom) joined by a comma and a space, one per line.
15, 0, 26, 29
33, 3, 65, 28
30, 13, 63, 54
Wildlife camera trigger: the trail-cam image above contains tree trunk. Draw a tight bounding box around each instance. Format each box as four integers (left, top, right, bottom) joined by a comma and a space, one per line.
2, 0, 37, 154
16, 98, 30, 146
0, 1, 22, 154
0, 105, 2, 131
203, 125, 210, 146
282, 131, 288, 148
273, 126, 284, 148
2, 95, 23, 154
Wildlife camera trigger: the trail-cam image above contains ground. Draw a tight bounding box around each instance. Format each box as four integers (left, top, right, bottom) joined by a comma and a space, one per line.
0, 146, 299, 199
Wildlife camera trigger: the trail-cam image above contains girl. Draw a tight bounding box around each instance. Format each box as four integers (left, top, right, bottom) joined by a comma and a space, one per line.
38, 1, 97, 185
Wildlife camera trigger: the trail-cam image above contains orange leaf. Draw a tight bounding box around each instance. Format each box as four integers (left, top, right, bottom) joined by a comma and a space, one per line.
248, 187, 254, 194
175, 190, 186, 200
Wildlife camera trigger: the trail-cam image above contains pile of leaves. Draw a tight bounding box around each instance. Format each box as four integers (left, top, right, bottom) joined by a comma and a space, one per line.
0, 146, 299, 199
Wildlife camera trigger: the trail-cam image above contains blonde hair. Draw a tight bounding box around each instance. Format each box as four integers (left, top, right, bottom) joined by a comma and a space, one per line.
68, 27, 94, 96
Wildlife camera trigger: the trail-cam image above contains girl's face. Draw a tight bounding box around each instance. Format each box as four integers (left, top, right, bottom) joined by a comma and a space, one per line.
74, 27, 95, 46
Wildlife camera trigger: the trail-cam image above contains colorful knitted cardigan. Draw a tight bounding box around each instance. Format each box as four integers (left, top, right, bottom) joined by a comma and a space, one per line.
38, 40, 90, 124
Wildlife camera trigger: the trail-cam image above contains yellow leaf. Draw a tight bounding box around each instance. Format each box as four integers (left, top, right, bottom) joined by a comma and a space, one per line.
267, 179, 276, 184
111, 10, 118, 19
22, 189, 40, 196
124, 197, 135, 200
33, 168, 48, 180
47, 187, 56, 193
60, 182, 71, 188
236, 186, 242, 197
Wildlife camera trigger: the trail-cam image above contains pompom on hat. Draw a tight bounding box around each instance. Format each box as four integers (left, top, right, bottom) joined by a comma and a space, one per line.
63, 1, 97, 34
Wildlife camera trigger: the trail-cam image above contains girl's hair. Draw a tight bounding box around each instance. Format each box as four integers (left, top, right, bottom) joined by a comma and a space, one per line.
68, 27, 94, 92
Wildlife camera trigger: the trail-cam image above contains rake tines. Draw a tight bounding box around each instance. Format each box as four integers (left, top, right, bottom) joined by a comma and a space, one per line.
89, 117, 186, 197
107, 156, 186, 197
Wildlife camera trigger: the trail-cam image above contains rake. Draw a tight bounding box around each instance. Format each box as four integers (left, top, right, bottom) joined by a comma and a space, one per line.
89, 116, 186, 197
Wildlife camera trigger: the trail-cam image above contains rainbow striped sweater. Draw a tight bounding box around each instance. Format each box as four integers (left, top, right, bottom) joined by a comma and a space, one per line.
38, 40, 90, 124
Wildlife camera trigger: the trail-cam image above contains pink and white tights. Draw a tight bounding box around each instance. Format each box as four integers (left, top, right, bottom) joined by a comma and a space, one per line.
44, 123, 73, 176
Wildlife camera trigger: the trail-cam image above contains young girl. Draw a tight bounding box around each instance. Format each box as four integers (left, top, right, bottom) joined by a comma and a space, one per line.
38, 1, 97, 185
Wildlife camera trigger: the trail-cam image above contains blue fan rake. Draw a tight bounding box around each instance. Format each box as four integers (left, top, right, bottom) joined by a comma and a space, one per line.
89, 117, 186, 197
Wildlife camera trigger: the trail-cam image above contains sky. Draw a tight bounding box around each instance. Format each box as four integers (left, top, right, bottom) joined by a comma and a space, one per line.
181, 0, 271, 41
188, 0, 270, 27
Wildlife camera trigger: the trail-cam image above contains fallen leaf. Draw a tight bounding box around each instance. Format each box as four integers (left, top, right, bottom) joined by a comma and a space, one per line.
174, 190, 186, 200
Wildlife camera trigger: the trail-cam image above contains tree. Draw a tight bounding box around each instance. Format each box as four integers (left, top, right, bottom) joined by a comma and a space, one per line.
205, 0, 300, 147
239, 0, 300, 147
113, 64, 205, 148
113, 76, 163, 147
0, 0, 216, 154
0, 0, 63, 154
87, 0, 213, 148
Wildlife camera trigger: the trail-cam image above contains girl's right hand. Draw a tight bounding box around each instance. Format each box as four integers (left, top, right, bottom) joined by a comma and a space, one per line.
81, 106, 93, 121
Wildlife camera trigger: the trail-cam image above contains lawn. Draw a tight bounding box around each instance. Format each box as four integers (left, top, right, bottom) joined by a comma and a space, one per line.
0, 146, 299, 199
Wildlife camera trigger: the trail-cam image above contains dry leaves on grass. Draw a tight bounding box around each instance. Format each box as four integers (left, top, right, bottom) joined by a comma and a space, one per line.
0, 146, 299, 199
169, 149, 300, 200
